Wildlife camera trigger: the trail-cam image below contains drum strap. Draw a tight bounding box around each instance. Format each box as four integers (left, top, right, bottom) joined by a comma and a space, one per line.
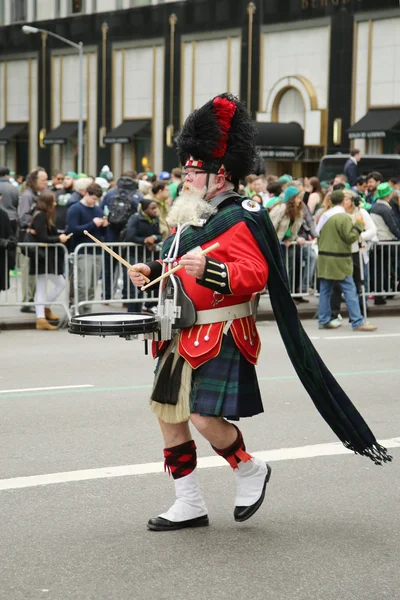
195, 302, 252, 325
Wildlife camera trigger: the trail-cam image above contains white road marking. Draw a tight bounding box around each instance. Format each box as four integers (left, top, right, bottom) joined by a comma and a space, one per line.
0, 384, 94, 395
0, 437, 398, 492
319, 333, 400, 341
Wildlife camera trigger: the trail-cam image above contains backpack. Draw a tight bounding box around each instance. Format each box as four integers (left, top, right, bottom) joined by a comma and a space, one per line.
107, 188, 136, 231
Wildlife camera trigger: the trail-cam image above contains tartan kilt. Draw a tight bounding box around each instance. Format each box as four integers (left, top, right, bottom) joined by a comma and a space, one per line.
152, 330, 264, 421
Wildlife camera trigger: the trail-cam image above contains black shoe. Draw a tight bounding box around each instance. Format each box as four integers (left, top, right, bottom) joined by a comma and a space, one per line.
374, 297, 387, 306
234, 463, 272, 523
294, 297, 309, 304
147, 514, 209, 531
20, 305, 35, 313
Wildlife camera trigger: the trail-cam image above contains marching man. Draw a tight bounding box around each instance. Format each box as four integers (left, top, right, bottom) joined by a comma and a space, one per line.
129, 94, 391, 532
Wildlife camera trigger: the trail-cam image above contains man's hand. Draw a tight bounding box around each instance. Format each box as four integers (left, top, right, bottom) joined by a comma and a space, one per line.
144, 235, 156, 245
93, 217, 105, 228
297, 237, 306, 246
59, 233, 72, 244
129, 263, 151, 287
180, 253, 206, 279
283, 240, 292, 248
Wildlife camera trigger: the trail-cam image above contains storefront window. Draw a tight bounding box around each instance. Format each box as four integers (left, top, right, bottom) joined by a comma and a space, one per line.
367, 139, 383, 155
71, 0, 85, 14
11, 0, 27, 22
130, 0, 152, 7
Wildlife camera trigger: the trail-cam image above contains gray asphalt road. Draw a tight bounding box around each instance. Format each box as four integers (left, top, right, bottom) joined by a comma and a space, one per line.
0, 318, 399, 600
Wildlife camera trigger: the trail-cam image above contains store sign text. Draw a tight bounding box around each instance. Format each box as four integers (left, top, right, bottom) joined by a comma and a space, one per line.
348, 131, 386, 140
259, 149, 303, 159
301, 0, 353, 8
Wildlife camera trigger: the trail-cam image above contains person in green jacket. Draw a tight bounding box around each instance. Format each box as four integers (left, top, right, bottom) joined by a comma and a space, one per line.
317, 190, 377, 332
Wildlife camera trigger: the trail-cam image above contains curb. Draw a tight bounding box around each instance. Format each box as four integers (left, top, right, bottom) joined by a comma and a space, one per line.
2, 305, 400, 330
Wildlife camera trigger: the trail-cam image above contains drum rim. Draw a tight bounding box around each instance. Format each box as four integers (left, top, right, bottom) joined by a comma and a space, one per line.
68, 312, 160, 336
70, 312, 157, 323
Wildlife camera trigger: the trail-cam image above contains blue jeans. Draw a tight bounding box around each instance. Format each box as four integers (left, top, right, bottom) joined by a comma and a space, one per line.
318, 276, 364, 329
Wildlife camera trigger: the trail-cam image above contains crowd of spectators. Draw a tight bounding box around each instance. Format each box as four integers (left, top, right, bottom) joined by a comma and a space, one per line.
1, 149, 400, 331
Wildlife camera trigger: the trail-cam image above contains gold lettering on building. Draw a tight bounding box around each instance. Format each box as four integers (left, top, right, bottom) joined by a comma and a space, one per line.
302, 0, 352, 8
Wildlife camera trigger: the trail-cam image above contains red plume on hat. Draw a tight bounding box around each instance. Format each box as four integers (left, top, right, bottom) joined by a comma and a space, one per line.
211, 96, 237, 158
177, 93, 257, 184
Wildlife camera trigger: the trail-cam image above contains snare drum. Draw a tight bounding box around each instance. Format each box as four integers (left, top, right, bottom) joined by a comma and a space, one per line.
68, 313, 160, 339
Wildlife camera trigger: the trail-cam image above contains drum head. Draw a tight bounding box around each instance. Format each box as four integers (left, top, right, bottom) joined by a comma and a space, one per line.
68, 312, 160, 337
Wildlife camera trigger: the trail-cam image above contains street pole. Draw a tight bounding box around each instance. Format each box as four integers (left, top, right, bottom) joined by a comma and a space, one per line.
78, 41, 84, 174
22, 26, 84, 173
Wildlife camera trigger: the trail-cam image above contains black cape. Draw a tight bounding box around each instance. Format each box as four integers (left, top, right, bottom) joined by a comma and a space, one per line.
162, 194, 392, 466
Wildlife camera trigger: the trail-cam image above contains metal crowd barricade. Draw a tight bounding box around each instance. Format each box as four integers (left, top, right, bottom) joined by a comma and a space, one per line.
72, 242, 158, 315
280, 240, 318, 297
368, 241, 400, 297
0, 242, 71, 321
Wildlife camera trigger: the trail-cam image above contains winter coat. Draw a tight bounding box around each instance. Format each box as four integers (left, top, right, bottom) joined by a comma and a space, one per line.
370, 200, 400, 241
344, 158, 358, 187
349, 208, 377, 252
269, 202, 304, 242
0, 177, 19, 223
390, 198, 400, 232
0, 207, 17, 291
298, 203, 317, 240
55, 187, 74, 232
28, 211, 64, 276
317, 213, 364, 280
18, 187, 38, 230
125, 211, 162, 245
125, 211, 162, 262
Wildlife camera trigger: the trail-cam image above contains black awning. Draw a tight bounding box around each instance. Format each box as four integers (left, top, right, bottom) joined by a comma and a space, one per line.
44, 122, 78, 145
104, 120, 151, 144
255, 121, 304, 159
348, 109, 400, 140
0, 123, 28, 146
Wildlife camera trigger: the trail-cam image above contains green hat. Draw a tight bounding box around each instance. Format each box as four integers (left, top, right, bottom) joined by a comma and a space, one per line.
278, 174, 293, 185
283, 186, 300, 203
66, 171, 78, 179
344, 182, 351, 190
77, 172, 89, 179
331, 190, 345, 205
321, 181, 330, 189
376, 182, 393, 200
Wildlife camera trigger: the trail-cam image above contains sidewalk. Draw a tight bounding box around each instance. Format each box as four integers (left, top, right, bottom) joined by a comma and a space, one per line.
2, 290, 400, 330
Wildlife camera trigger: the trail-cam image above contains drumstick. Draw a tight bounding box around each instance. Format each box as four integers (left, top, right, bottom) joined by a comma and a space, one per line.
141, 243, 220, 291
83, 230, 150, 284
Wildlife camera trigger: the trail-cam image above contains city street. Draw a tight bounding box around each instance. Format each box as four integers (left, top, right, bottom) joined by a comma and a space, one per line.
1, 317, 399, 600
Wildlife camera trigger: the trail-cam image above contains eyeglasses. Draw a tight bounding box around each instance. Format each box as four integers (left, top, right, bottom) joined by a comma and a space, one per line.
182, 169, 207, 181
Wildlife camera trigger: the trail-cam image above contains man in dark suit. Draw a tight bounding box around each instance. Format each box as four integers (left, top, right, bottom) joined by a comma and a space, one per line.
344, 148, 361, 187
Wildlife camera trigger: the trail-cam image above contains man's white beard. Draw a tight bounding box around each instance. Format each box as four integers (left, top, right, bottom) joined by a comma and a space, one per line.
166, 185, 218, 227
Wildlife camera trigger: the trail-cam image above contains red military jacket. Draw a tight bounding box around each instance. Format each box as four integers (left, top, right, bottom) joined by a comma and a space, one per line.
153, 220, 269, 369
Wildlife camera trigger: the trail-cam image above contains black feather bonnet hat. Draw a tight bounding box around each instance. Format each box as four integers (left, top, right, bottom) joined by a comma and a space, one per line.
177, 93, 257, 186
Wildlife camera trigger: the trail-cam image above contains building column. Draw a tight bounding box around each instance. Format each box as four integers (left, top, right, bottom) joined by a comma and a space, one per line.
327, 10, 354, 154
97, 23, 111, 174
37, 32, 51, 173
